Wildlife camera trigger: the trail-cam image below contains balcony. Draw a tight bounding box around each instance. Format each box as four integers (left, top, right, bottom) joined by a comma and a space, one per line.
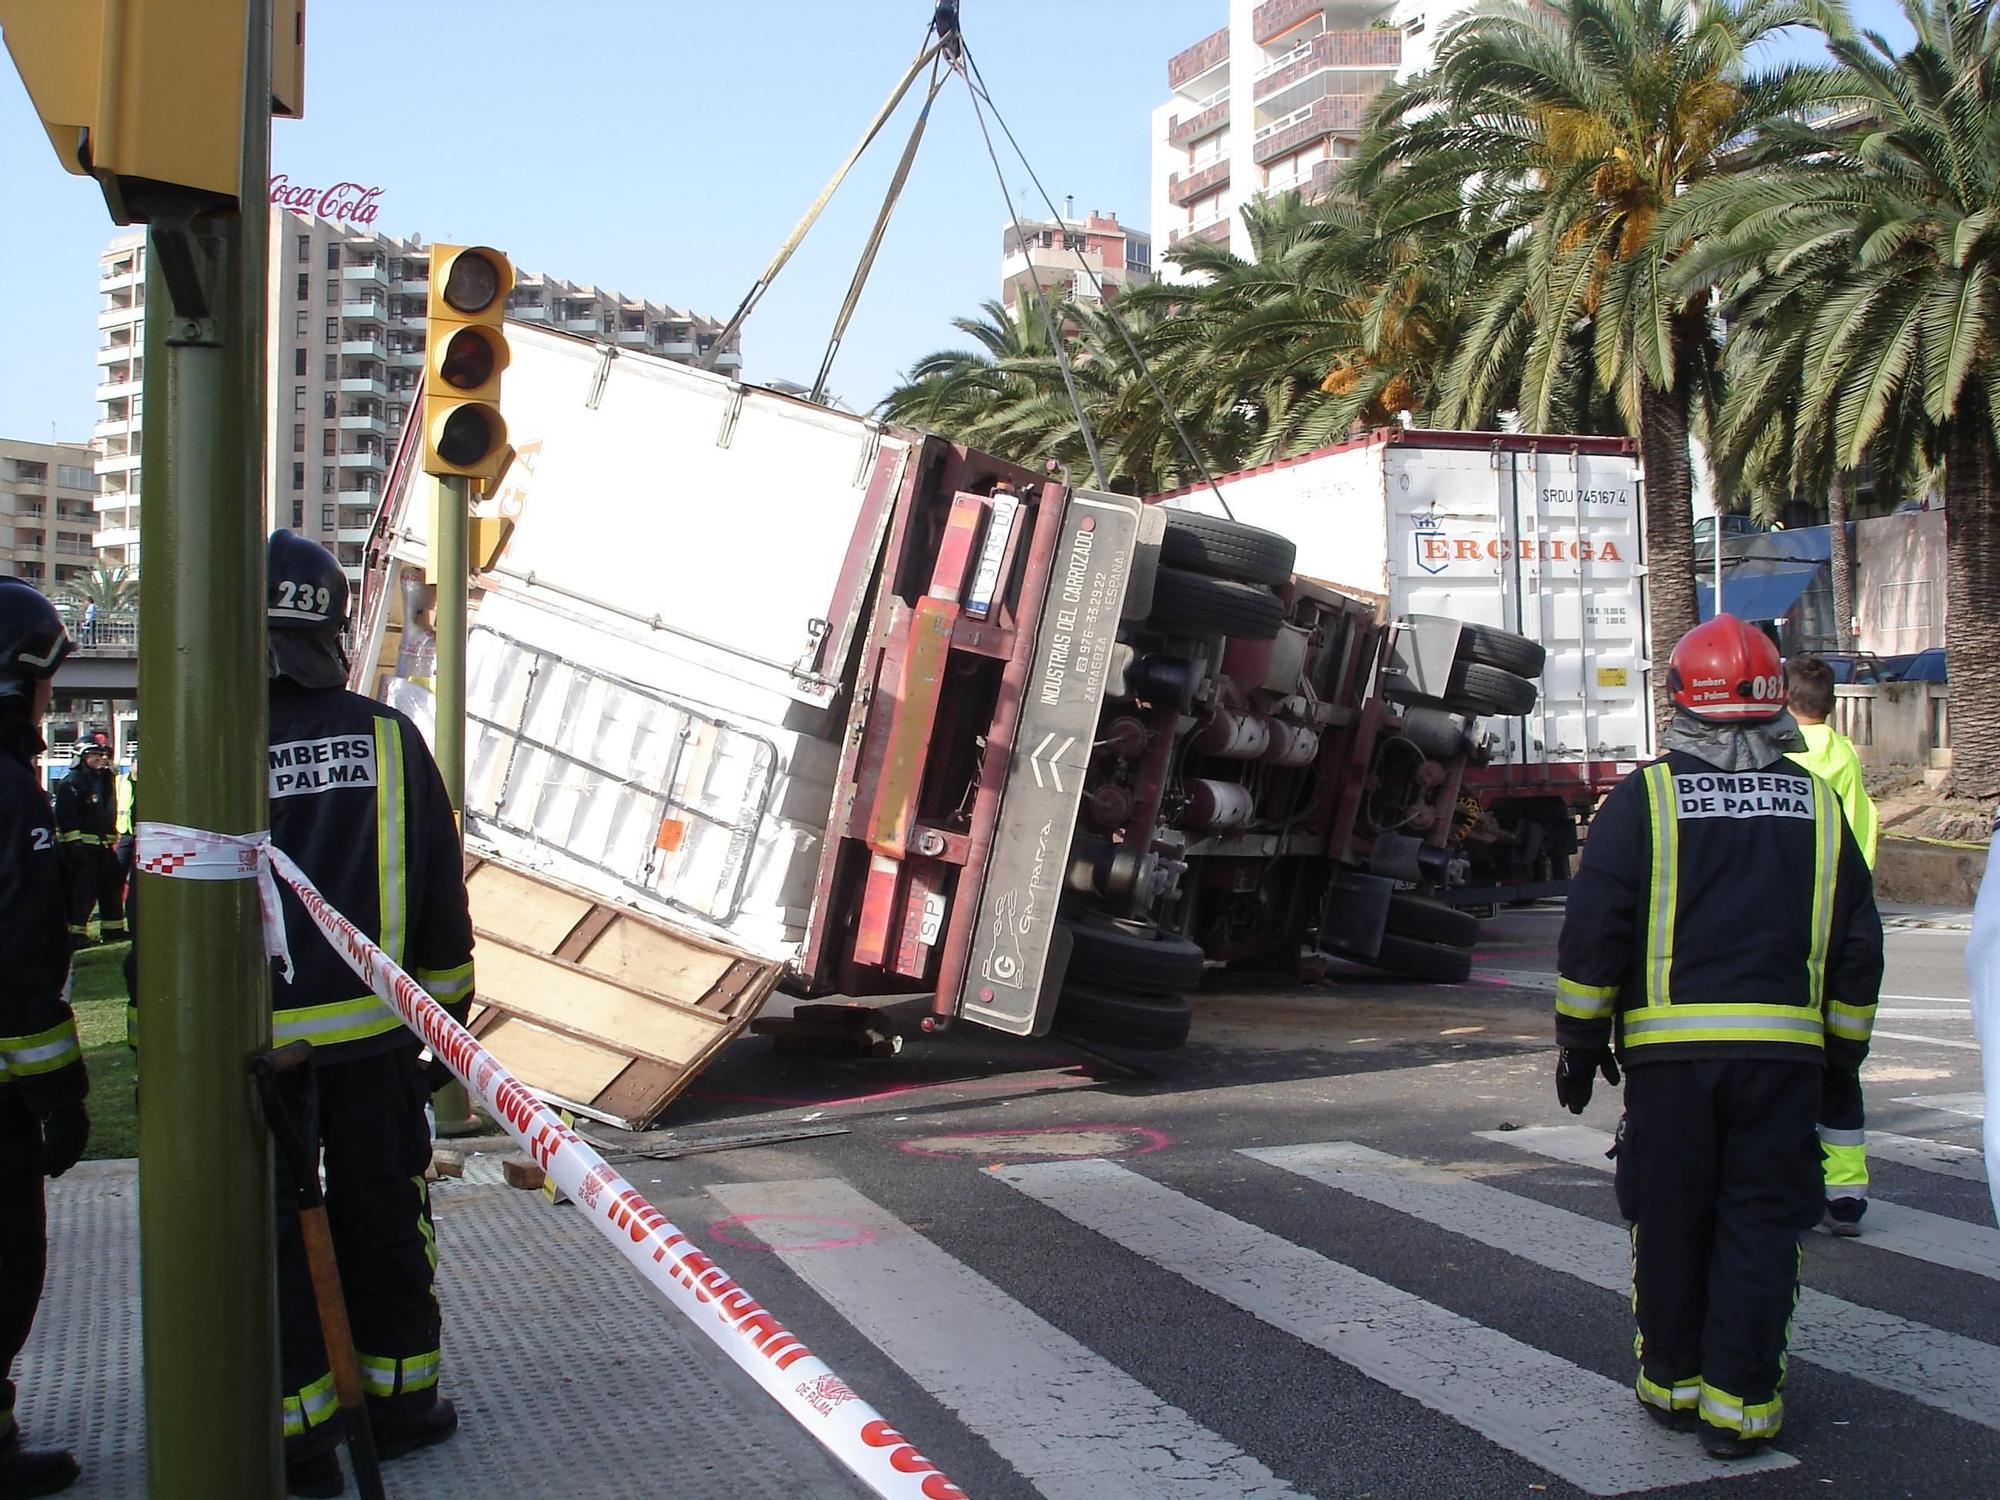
340, 337, 387, 358
97, 452, 141, 475
614, 328, 652, 346
390, 345, 426, 367
1171, 218, 1233, 249
337, 450, 385, 469
95, 343, 138, 367
98, 268, 139, 293
561, 317, 604, 334
1167, 95, 1232, 148
97, 304, 142, 330
93, 378, 139, 405
1252, 94, 1372, 165
1167, 159, 1232, 207
395, 277, 430, 296
93, 524, 140, 551
1168, 25, 1230, 89
342, 262, 388, 288
339, 298, 386, 321
1255, 28, 1401, 101
339, 413, 388, 434
338, 376, 389, 398
510, 304, 549, 322
1252, 0, 1326, 45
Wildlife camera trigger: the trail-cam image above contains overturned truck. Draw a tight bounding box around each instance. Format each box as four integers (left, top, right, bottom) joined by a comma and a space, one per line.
353, 324, 1542, 1097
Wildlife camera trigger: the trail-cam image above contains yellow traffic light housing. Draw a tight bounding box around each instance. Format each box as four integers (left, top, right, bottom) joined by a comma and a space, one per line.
0, 0, 306, 222
422, 245, 513, 480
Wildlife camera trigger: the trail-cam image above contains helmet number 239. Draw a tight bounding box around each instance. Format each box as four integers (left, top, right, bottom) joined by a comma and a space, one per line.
276, 581, 332, 616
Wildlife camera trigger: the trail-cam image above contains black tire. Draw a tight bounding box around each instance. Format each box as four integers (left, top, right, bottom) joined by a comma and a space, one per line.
1455, 623, 1546, 679
1363, 932, 1474, 984
1053, 983, 1193, 1049
1062, 917, 1208, 991
1159, 512, 1297, 587
1399, 705, 1469, 760
1384, 893, 1480, 948
1448, 661, 1539, 716
1147, 566, 1285, 641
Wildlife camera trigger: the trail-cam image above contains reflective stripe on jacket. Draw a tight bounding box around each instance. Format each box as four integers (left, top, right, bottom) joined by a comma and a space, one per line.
1556, 752, 1883, 1069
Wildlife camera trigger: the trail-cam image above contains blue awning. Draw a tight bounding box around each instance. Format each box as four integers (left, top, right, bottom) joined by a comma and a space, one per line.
1697, 561, 1820, 623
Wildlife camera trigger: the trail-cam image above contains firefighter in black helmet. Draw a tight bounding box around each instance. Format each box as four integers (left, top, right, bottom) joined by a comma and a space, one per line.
0, 578, 86, 1497
133, 533, 475, 1497
53, 735, 123, 947
1555, 615, 1882, 1459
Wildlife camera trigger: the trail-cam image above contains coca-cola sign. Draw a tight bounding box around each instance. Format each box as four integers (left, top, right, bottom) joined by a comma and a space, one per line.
270, 174, 383, 226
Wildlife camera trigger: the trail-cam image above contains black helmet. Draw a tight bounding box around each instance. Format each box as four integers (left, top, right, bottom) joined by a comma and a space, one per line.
267, 530, 350, 690
0, 578, 73, 703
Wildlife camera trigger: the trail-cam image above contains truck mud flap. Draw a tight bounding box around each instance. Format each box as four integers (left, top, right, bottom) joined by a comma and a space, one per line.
460, 855, 782, 1129
959, 492, 1144, 1036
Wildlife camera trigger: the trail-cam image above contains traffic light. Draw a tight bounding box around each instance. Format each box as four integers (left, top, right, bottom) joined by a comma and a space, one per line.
0, 0, 305, 222
423, 245, 513, 481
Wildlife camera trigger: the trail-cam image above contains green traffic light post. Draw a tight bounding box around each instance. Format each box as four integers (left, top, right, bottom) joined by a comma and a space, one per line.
133, 6, 285, 1495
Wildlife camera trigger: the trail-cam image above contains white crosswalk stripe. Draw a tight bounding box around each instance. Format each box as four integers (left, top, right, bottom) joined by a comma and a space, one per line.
1480, 1125, 2000, 1279
705, 1177, 1309, 1500
1869, 1130, 1989, 1183
1892, 1092, 1986, 1120
1258, 1138, 2000, 1431
992, 1158, 1784, 1494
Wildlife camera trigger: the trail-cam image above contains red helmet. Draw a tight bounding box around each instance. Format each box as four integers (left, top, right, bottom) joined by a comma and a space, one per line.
1668, 614, 1786, 722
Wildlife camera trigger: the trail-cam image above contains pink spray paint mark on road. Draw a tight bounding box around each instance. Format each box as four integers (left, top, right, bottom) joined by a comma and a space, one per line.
897, 1123, 1174, 1162
707, 1213, 880, 1253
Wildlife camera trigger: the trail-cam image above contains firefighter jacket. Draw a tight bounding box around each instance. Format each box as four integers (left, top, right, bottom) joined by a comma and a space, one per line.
267, 681, 474, 1061
1556, 751, 1883, 1073
0, 722, 86, 1109
54, 760, 117, 847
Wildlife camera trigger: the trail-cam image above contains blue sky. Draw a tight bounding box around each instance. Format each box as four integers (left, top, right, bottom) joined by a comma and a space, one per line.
0, 0, 1916, 443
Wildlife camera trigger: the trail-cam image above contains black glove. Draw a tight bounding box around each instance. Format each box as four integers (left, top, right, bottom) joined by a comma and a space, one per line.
38, 1104, 91, 1178
1555, 1047, 1621, 1115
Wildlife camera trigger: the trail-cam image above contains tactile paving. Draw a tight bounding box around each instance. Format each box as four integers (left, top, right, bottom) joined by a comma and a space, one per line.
18, 1163, 867, 1498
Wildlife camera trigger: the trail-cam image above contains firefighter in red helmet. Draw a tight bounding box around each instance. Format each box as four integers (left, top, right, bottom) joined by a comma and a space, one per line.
1554, 615, 1882, 1457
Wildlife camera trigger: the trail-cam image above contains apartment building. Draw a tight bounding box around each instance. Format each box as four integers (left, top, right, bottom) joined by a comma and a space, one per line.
1151, 0, 1437, 276
94, 212, 742, 584
0, 438, 101, 592
1000, 208, 1153, 316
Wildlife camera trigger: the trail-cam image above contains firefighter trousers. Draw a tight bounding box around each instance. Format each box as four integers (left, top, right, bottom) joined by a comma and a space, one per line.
1615, 1058, 1821, 1440
59, 843, 124, 941
275, 1046, 441, 1455
0, 1091, 48, 1440
1819, 1067, 1868, 1204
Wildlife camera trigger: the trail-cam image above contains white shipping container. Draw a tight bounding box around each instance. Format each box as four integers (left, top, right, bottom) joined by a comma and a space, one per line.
364, 323, 912, 967
1162, 431, 1655, 776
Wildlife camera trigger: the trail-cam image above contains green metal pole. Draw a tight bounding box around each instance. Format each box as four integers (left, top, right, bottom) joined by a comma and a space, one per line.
135, 3, 282, 1496
429, 473, 479, 1135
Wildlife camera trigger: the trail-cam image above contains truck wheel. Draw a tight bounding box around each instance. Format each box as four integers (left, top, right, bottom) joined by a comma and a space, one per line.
1456, 624, 1546, 679
1449, 662, 1539, 716
1384, 893, 1480, 949
1398, 705, 1469, 760
1062, 917, 1208, 992
1147, 566, 1285, 642
1053, 983, 1193, 1050
1364, 932, 1474, 984
1158, 512, 1297, 587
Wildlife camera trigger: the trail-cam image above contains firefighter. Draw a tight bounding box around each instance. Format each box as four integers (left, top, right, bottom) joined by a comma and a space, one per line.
131, 532, 474, 1497
1555, 615, 1882, 1458
1784, 655, 1880, 1235
52, 738, 123, 947
0, 578, 86, 1497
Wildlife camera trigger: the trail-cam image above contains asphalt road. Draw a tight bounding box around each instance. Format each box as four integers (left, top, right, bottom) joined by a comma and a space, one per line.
577, 904, 1997, 1500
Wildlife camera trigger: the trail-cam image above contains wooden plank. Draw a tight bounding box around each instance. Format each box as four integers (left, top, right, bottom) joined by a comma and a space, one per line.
571, 919, 737, 1006
467, 862, 592, 951
476, 944, 722, 1063
696, 961, 762, 1015
478, 1016, 628, 1103
555, 904, 618, 964
595, 1057, 684, 1124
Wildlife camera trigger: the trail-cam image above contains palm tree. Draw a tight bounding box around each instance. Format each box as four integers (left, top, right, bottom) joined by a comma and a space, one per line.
1356, 0, 1852, 716
55, 563, 140, 619
1683, 0, 1999, 791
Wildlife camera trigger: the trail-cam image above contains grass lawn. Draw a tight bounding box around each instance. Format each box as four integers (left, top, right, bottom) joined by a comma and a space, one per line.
69, 941, 137, 1160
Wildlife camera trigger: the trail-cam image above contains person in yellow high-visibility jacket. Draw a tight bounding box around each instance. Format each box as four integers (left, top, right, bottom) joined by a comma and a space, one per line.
1786, 655, 1880, 1235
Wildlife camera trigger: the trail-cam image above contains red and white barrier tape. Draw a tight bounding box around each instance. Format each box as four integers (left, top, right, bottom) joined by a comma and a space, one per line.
133, 822, 966, 1500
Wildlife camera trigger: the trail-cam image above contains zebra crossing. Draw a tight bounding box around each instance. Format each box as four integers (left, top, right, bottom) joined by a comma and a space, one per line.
695, 1118, 2000, 1499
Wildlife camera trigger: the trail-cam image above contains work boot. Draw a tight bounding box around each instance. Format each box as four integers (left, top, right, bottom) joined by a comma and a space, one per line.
1641, 1401, 1697, 1434
1698, 1423, 1771, 1460
0, 1436, 81, 1498
284, 1450, 343, 1499
1823, 1197, 1867, 1237
375, 1397, 458, 1462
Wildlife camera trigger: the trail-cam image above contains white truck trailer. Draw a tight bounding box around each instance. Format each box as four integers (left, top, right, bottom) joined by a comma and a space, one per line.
1158, 429, 1653, 901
